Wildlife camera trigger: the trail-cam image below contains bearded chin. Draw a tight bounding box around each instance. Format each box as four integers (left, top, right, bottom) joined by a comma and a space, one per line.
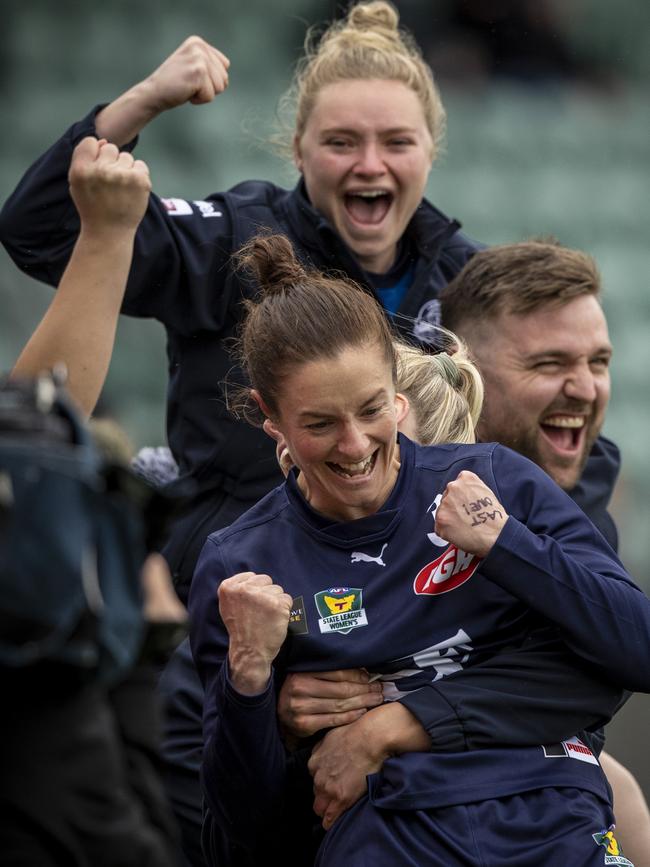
507, 426, 596, 492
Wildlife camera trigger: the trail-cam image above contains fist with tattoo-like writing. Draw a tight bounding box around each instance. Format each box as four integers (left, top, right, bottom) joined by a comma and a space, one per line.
434, 471, 508, 558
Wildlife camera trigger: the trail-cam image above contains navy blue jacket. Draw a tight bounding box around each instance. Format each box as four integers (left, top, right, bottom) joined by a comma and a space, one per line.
189, 436, 649, 866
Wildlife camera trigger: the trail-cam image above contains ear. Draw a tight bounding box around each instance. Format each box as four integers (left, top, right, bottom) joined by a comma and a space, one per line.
293, 133, 304, 173
251, 388, 274, 419
262, 416, 284, 445
253, 389, 284, 441
395, 392, 410, 425
262, 417, 293, 478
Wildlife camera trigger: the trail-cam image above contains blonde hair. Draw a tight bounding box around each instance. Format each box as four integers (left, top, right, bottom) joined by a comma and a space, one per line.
280, 1, 445, 158
395, 334, 483, 445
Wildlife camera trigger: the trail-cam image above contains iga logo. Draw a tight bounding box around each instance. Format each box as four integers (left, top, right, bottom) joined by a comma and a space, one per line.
413, 545, 480, 595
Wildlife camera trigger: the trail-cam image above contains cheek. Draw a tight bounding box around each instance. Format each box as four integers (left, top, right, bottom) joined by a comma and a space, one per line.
401, 156, 432, 195
304, 154, 341, 184
377, 414, 399, 445
596, 378, 611, 412
287, 434, 326, 469
518, 389, 554, 422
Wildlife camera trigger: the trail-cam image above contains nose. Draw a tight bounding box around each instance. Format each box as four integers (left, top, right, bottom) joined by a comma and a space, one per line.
563, 362, 597, 403
337, 420, 371, 459
354, 141, 385, 177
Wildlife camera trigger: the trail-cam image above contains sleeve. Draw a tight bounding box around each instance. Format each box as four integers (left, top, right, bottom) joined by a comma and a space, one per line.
187, 537, 291, 857
398, 627, 626, 752
483, 445, 650, 692
0, 107, 236, 335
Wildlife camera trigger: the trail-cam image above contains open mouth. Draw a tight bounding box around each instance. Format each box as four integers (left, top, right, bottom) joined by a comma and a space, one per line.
539, 415, 586, 454
327, 450, 378, 479
344, 190, 393, 226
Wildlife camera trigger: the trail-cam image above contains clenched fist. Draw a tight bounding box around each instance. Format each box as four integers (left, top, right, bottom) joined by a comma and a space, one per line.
219, 572, 292, 696
434, 470, 508, 558
138, 35, 230, 115
69, 137, 151, 235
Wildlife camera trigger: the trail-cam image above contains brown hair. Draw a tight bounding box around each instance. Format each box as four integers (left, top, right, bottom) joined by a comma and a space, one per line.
278, 1, 445, 158
440, 240, 602, 333
395, 335, 483, 445
231, 233, 396, 423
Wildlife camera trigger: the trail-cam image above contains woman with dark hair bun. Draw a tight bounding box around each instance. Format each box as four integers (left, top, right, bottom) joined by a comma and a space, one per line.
189, 233, 648, 867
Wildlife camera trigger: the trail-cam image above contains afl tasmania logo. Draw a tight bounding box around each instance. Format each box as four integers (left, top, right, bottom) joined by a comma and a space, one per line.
414, 545, 481, 595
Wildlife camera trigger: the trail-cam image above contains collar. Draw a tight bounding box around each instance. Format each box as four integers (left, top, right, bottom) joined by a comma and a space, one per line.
283, 434, 417, 548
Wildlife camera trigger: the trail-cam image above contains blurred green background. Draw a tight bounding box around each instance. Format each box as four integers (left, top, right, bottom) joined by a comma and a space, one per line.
2, 0, 649, 798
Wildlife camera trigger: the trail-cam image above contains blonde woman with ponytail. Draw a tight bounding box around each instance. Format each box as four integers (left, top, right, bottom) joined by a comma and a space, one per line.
394, 335, 483, 446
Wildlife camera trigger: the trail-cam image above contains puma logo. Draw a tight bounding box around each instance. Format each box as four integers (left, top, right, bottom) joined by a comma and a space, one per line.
427, 493, 448, 547
350, 543, 388, 567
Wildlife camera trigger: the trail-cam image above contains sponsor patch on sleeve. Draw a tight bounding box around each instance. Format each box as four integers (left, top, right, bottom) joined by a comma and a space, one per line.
161, 197, 223, 218
161, 197, 193, 216
193, 200, 223, 218
542, 736, 599, 765
288, 595, 309, 635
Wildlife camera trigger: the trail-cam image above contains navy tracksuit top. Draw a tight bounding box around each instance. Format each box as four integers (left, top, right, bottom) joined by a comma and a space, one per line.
189, 436, 650, 864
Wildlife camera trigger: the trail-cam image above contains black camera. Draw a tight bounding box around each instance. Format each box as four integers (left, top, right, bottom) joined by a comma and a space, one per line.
0, 373, 182, 683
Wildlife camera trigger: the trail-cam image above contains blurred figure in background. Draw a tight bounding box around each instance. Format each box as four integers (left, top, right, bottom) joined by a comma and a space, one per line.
1, 138, 186, 867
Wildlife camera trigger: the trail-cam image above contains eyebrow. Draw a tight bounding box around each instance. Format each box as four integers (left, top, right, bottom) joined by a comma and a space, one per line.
319, 126, 419, 137
525, 346, 613, 363
298, 388, 388, 419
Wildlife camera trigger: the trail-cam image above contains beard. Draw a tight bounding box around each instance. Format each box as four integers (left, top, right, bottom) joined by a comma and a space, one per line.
479, 402, 602, 491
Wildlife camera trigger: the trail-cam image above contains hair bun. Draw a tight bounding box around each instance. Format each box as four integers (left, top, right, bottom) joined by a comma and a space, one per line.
347, 1, 399, 34
236, 233, 306, 296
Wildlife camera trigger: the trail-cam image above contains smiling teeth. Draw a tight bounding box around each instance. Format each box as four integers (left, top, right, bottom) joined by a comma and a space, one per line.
332, 456, 374, 477
543, 416, 585, 428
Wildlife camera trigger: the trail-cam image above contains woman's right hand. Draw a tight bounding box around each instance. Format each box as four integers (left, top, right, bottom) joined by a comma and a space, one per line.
96, 36, 230, 146
277, 670, 384, 741
218, 572, 292, 696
